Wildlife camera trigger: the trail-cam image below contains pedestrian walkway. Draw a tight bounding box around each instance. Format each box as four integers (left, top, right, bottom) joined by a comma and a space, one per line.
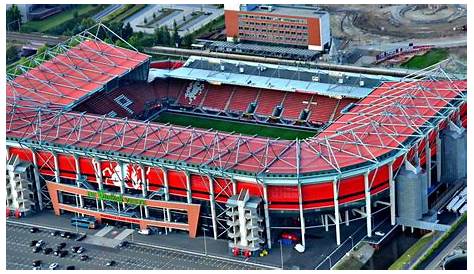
95, 226, 114, 237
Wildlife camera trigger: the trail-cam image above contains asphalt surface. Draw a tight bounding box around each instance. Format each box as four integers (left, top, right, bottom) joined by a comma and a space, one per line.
425, 224, 467, 270
6, 32, 66, 45
6, 223, 268, 270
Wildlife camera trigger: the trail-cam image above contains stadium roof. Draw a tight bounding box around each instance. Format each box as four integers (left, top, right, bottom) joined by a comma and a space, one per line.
6, 36, 149, 109
163, 56, 399, 99
208, 41, 319, 60
6, 64, 466, 179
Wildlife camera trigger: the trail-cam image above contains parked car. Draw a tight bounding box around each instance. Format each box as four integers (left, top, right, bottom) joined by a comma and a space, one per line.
50, 231, 60, 236
35, 240, 45, 248
138, 229, 150, 235
49, 263, 59, 270
32, 246, 41, 253
56, 242, 66, 250
66, 266, 75, 270
280, 232, 299, 242
118, 241, 129, 247
32, 260, 41, 267
106, 260, 116, 267
59, 250, 68, 258
29, 227, 39, 233
76, 234, 86, 241
43, 247, 53, 255
30, 240, 38, 247
80, 255, 89, 261
375, 231, 385, 237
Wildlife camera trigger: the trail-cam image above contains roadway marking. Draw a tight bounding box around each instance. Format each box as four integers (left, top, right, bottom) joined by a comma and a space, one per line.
114, 229, 134, 240
95, 226, 114, 237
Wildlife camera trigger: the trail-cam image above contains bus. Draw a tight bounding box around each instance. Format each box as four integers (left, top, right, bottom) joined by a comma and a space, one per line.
71, 217, 97, 229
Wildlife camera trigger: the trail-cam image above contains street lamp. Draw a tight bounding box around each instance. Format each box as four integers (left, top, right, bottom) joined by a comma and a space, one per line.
279, 240, 284, 269
202, 227, 208, 256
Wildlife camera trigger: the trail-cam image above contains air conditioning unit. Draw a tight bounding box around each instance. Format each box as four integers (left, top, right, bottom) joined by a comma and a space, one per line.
239, 67, 245, 73
312, 75, 320, 82
359, 80, 365, 87
338, 78, 344, 84
220, 65, 225, 71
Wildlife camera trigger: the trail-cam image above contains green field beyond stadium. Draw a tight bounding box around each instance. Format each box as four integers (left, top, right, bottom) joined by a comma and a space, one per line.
153, 112, 317, 140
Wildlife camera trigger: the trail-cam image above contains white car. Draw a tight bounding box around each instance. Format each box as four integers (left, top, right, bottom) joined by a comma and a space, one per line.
49, 263, 59, 270
375, 231, 385, 237
35, 240, 45, 247
138, 229, 150, 235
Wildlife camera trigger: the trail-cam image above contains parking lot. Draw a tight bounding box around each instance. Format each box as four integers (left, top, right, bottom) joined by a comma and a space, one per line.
6, 223, 269, 270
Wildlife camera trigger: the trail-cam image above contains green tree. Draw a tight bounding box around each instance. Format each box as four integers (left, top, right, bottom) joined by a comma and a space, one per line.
122, 22, 134, 40
181, 34, 194, 48
6, 4, 22, 31
171, 20, 180, 47
6, 44, 19, 64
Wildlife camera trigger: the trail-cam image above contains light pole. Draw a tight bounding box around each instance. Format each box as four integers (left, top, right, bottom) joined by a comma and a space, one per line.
279, 240, 284, 269
202, 227, 208, 256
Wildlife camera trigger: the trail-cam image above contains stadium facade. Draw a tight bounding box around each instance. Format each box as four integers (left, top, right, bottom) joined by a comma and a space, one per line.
6, 25, 467, 254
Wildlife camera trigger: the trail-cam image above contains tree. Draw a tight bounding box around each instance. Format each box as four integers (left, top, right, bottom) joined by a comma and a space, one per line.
6, 44, 19, 64
171, 20, 180, 47
6, 4, 22, 31
181, 34, 194, 48
122, 22, 134, 40
144, 17, 148, 24
153, 13, 156, 20
183, 15, 186, 22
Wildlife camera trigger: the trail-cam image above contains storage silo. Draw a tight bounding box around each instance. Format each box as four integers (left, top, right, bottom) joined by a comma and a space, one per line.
396, 165, 423, 220
441, 124, 467, 183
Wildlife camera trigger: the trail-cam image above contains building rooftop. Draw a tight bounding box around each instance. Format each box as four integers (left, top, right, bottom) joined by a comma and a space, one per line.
240, 4, 328, 18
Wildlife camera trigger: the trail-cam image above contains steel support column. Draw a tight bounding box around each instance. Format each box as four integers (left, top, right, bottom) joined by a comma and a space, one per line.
324, 214, 329, 231
140, 164, 149, 218
118, 161, 125, 195
364, 171, 372, 237
208, 176, 218, 240
332, 178, 341, 245
162, 168, 171, 230
345, 210, 349, 226
436, 130, 442, 182
52, 152, 60, 184
262, 184, 272, 249
297, 183, 306, 247
389, 161, 396, 226
93, 158, 104, 210
73, 155, 84, 209
29, 149, 43, 210
185, 171, 192, 204
231, 178, 237, 195
425, 136, 432, 188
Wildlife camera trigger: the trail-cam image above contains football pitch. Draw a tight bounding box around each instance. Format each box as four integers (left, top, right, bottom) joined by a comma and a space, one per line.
153, 112, 317, 140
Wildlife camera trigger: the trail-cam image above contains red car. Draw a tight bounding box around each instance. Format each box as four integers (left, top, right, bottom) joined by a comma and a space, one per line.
281, 232, 299, 242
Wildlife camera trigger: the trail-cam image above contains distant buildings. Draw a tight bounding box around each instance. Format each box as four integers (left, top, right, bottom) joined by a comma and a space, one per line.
224, 4, 330, 51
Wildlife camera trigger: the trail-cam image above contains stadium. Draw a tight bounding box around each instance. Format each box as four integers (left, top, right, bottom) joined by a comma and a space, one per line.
6, 24, 467, 264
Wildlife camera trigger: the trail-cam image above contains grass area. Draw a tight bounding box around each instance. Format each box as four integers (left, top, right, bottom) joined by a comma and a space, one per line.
401, 48, 449, 70
153, 112, 317, 140
104, 4, 146, 23
389, 232, 435, 270
413, 213, 467, 270
192, 14, 224, 38
21, 5, 98, 33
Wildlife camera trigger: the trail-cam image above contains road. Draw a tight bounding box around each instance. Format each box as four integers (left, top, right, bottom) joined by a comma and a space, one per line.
6, 32, 66, 45
425, 224, 467, 270
92, 4, 123, 22
6, 222, 269, 270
